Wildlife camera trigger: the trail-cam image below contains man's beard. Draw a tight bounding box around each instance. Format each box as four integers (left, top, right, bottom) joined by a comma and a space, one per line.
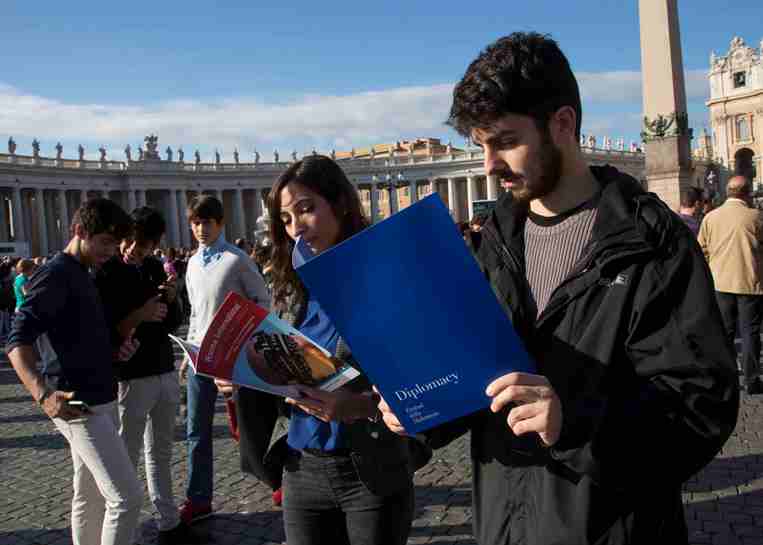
510, 132, 563, 203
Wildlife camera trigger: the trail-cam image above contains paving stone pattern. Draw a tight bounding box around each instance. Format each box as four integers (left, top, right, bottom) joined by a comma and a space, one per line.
0, 329, 762, 545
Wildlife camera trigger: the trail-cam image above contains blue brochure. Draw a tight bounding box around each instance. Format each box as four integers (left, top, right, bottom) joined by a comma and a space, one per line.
294, 194, 534, 433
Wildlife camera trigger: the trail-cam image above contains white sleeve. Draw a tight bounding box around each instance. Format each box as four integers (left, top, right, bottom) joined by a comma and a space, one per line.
185, 263, 198, 342
239, 257, 271, 307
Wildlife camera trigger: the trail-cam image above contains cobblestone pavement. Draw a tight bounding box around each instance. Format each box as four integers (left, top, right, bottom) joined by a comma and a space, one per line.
1, 343, 762, 545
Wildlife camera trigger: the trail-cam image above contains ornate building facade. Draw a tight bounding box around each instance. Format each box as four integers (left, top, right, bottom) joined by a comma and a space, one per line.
0, 137, 645, 256
707, 36, 763, 182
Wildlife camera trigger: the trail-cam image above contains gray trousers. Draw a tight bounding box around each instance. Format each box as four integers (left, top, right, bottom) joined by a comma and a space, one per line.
118, 371, 182, 535
52, 401, 143, 545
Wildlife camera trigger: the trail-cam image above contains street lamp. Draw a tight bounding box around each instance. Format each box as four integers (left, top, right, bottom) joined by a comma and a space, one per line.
376, 172, 400, 216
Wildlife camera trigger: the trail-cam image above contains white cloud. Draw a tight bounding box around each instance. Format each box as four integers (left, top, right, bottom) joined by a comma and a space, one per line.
0, 68, 710, 160
0, 82, 455, 160
578, 68, 708, 104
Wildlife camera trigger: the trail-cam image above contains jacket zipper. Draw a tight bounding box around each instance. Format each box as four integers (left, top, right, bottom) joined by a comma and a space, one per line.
535, 243, 652, 329
480, 224, 530, 327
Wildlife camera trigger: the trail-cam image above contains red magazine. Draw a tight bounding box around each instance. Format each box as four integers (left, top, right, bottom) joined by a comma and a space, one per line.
170, 292, 359, 397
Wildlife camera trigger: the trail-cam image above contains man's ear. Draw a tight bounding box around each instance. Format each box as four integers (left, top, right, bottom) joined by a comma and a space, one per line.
550, 106, 578, 146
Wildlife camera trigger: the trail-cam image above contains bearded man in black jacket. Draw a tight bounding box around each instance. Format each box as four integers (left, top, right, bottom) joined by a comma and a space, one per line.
378, 32, 739, 545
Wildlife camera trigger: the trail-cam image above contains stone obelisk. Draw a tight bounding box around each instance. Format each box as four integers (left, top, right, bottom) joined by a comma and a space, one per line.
638, 0, 693, 211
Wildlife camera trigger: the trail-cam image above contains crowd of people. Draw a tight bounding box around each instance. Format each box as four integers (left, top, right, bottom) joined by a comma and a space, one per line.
4, 31, 755, 545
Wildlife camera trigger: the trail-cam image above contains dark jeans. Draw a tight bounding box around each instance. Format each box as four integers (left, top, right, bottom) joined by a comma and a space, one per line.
186, 367, 218, 503
716, 291, 762, 385
283, 450, 414, 545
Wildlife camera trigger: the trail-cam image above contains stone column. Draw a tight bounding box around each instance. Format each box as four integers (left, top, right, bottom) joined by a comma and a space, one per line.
256, 188, 267, 219
234, 189, 246, 241
447, 178, 460, 221
388, 186, 400, 216
0, 193, 7, 241
430, 179, 438, 195
58, 190, 70, 246
178, 190, 190, 247
127, 190, 137, 212
409, 180, 418, 204
35, 189, 49, 256
370, 187, 380, 224
136, 190, 147, 208
80, 189, 89, 206
486, 175, 499, 200
167, 189, 179, 247
12, 188, 26, 242
466, 176, 479, 220
638, 0, 692, 210
215, 189, 223, 203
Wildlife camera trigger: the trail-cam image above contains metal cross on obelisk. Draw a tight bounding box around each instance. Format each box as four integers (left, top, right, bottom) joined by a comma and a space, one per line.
638, 0, 694, 211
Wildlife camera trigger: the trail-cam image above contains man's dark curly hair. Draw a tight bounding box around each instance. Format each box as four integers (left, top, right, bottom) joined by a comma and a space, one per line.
71, 198, 133, 240
130, 206, 166, 244
447, 32, 582, 139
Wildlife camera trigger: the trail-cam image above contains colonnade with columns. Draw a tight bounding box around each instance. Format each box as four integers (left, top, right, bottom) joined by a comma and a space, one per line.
0, 142, 646, 257
357, 174, 502, 223
1, 176, 505, 257
0, 185, 271, 257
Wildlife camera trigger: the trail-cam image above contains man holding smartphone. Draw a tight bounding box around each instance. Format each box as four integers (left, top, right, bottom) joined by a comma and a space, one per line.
7, 198, 142, 545
95, 207, 200, 545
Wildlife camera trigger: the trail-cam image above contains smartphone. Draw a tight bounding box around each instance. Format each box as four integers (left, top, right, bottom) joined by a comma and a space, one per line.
67, 400, 91, 413
156, 286, 169, 304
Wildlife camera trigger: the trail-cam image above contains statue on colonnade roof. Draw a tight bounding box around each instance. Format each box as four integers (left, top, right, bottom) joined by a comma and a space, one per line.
178, 148, 184, 162
215, 149, 221, 164
233, 148, 239, 164
274, 149, 279, 163
99, 146, 107, 161
144, 134, 160, 159
78, 144, 85, 161
194, 150, 200, 164
254, 149, 260, 164
166, 146, 173, 162
32, 139, 40, 157
8, 136, 16, 155
124, 144, 132, 161
55, 142, 63, 160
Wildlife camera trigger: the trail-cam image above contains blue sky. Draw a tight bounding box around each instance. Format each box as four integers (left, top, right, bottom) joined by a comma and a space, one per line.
1, 0, 761, 160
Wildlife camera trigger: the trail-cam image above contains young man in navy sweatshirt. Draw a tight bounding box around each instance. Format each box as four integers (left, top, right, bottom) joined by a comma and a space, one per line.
7, 198, 142, 545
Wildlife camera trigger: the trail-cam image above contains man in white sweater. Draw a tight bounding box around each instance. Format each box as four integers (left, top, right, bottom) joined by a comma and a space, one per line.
180, 195, 270, 524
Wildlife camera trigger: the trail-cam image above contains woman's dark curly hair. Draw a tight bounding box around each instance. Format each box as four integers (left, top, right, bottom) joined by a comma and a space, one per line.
267, 155, 368, 312
447, 32, 582, 139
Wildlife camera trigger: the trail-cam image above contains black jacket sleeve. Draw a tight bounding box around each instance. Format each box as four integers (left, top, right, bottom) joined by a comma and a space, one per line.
234, 387, 288, 490
549, 232, 740, 491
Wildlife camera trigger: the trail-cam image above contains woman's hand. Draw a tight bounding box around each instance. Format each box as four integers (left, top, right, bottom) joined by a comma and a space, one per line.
214, 378, 237, 397
286, 386, 380, 423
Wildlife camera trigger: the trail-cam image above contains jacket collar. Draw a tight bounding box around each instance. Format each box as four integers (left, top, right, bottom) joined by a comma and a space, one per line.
492, 165, 656, 255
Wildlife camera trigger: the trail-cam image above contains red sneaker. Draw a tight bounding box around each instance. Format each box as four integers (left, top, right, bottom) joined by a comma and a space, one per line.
272, 488, 283, 507
179, 500, 213, 525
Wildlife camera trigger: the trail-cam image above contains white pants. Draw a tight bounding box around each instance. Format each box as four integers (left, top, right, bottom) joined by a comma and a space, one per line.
53, 401, 143, 545
118, 372, 181, 534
